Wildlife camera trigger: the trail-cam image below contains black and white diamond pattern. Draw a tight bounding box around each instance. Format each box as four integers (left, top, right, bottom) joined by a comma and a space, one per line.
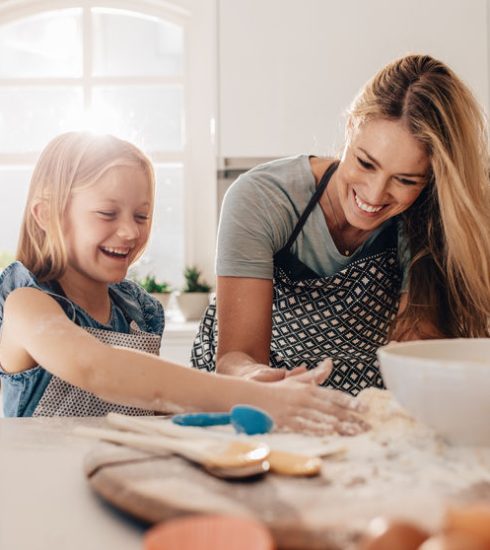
191, 250, 401, 396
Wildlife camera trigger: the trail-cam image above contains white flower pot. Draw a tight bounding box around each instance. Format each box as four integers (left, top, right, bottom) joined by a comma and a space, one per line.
176, 292, 210, 321
150, 292, 172, 310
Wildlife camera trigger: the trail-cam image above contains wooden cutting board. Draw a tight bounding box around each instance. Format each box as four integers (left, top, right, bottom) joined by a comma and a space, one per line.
83, 390, 490, 550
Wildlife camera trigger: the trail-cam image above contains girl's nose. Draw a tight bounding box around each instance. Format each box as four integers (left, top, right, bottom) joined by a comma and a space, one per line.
117, 218, 140, 240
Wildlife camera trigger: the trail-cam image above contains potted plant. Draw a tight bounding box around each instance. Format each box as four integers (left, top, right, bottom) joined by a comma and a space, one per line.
138, 275, 173, 309
176, 266, 212, 321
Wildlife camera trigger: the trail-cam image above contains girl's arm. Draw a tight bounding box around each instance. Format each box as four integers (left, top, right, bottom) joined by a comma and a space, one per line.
216, 276, 287, 381
0, 287, 366, 434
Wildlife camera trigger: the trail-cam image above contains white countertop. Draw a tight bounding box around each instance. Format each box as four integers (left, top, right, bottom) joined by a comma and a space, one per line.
0, 417, 146, 550
3, 395, 490, 549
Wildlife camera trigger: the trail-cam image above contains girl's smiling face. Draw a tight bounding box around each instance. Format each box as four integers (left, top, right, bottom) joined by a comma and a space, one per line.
62, 165, 152, 284
333, 118, 431, 231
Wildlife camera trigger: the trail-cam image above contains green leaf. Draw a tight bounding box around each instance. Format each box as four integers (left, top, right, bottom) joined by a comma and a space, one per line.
136, 275, 172, 294
182, 265, 211, 293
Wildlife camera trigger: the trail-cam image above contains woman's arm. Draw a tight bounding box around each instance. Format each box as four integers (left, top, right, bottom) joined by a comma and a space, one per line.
216, 276, 287, 381
0, 287, 366, 434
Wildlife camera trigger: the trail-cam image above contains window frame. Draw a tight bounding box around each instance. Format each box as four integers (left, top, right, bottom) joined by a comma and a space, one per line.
0, 0, 218, 284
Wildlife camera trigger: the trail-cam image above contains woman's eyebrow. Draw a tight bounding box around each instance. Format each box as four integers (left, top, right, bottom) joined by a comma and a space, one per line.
358, 147, 427, 178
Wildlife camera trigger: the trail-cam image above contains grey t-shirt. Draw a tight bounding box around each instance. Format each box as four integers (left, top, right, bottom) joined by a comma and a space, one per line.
217, 154, 409, 285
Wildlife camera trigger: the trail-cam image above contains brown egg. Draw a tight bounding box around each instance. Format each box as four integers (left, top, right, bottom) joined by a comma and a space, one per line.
418, 532, 489, 550
360, 517, 430, 550
444, 503, 490, 545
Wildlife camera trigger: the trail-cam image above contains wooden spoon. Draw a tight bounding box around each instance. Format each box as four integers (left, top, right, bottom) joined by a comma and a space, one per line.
74, 426, 270, 479
106, 413, 323, 477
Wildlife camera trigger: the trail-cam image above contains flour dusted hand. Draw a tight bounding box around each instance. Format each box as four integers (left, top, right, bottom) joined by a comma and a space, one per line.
258, 360, 370, 436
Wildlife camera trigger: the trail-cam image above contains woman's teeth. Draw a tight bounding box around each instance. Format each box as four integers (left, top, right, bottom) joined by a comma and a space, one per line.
354, 192, 384, 213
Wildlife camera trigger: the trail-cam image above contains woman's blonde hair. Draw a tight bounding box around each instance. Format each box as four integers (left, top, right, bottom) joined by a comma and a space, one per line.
17, 132, 155, 282
348, 54, 490, 338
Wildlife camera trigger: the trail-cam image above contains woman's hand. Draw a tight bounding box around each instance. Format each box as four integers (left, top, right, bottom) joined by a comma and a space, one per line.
219, 355, 337, 382
217, 351, 287, 381
258, 360, 370, 436
242, 365, 288, 382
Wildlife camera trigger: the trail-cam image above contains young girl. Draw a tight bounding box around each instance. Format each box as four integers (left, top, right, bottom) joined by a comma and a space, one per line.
0, 132, 364, 435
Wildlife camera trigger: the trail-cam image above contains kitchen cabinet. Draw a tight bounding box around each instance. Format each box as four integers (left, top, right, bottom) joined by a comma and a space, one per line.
218, 0, 488, 158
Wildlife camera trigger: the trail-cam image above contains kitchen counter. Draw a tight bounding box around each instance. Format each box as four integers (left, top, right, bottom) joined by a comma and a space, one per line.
0, 417, 146, 550
3, 392, 490, 550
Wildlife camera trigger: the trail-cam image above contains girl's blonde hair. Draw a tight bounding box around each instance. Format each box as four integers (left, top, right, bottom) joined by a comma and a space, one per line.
348, 54, 490, 338
17, 132, 155, 282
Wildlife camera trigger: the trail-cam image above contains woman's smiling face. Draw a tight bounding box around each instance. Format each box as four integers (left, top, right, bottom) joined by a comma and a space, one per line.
334, 118, 431, 231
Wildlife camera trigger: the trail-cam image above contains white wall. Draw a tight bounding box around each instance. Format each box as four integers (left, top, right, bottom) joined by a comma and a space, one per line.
218, 0, 489, 158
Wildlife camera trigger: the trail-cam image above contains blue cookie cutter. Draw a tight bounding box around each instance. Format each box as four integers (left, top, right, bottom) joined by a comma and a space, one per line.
172, 405, 274, 435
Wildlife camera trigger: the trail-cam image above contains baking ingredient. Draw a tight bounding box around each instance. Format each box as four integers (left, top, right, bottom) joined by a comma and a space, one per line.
418, 532, 489, 550
268, 450, 322, 476
444, 503, 490, 545
361, 517, 430, 550
144, 514, 275, 550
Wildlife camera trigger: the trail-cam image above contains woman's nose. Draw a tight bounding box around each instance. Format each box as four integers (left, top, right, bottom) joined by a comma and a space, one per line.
364, 174, 390, 204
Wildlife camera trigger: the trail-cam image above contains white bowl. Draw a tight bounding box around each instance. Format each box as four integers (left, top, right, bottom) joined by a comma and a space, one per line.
377, 339, 490, 446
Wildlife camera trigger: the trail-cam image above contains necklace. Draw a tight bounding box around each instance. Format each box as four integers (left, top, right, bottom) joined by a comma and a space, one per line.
324, 186, 351, 256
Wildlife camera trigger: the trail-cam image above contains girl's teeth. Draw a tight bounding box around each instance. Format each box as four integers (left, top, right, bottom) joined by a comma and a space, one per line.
354, 193, 383, 213
102, 247, 128, 256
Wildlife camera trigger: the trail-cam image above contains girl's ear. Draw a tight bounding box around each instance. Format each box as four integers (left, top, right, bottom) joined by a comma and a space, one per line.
31, 200, 49, 231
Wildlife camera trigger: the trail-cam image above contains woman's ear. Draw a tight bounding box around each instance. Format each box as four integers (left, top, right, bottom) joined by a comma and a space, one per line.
31, 200, 49, 231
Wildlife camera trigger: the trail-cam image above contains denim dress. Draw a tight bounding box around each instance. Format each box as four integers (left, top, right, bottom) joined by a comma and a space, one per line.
0, 262, 164, 417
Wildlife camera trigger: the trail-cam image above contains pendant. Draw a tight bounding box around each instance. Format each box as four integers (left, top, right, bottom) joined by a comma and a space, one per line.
345, 250, 350, 256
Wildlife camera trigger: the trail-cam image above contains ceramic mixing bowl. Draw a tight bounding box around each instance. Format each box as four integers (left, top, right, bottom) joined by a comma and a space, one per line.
377, 338, 490, 446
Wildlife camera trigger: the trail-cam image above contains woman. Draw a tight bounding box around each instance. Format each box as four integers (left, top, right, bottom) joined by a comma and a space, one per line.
191, 54, 490, 395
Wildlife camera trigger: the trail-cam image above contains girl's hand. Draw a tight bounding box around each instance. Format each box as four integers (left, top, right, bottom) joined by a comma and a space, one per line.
260, 360, 370, 436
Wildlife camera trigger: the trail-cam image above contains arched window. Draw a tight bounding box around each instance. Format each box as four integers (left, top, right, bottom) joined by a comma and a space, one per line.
0, 1, 217, 285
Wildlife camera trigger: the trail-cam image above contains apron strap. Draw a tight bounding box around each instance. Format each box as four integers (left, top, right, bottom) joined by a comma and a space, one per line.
278, 160, 339, 255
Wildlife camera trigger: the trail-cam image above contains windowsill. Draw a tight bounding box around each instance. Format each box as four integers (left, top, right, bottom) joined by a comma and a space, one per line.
164, 308, 200, 335
160, 308, 199, 364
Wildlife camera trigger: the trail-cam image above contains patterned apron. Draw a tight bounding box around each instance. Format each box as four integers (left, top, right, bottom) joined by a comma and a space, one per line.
33, 320, 162, 416
191, 162, 402, 395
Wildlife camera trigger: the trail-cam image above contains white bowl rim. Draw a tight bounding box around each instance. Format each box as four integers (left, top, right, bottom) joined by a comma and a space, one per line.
377, 338, 490, 369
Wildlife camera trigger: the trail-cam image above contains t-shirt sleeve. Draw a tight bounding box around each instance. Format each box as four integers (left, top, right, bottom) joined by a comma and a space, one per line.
216, 172, 293, 279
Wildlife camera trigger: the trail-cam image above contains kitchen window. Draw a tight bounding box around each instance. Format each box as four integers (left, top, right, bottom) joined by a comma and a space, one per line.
0, 1, 217, 286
